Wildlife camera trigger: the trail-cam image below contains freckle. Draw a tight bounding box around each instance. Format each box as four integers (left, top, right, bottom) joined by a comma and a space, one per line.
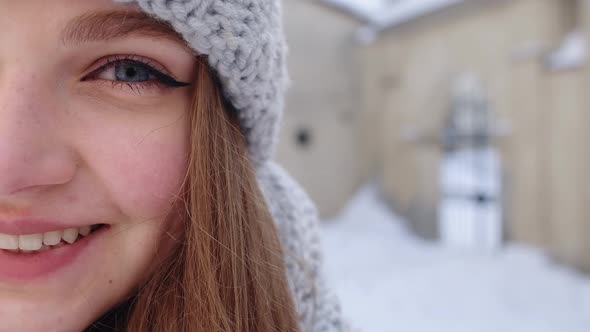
108, 280, 113, 284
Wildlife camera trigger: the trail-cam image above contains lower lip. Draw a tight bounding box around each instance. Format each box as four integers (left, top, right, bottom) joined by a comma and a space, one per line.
0, 226, 109, 282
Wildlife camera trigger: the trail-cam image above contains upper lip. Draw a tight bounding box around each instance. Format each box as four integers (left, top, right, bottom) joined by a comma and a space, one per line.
0, 219, 98, 235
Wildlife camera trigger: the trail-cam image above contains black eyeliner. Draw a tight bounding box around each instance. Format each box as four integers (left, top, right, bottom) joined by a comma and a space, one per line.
148, 69, 191, 87
121, 58, 191, 88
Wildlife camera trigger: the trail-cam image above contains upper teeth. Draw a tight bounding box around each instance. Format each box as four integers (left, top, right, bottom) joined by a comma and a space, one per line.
0, 226, 93, 251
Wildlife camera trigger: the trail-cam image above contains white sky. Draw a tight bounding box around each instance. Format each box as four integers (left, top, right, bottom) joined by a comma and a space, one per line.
323, 0, 463, 28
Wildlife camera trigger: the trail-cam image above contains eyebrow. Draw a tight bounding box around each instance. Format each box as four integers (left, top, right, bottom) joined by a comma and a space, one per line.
61, 10, 187, 47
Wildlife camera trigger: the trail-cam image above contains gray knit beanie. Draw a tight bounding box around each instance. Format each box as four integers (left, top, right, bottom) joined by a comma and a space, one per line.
117, 0, 288, 165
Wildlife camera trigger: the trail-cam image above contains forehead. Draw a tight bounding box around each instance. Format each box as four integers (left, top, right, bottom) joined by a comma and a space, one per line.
0, 0, 184, 48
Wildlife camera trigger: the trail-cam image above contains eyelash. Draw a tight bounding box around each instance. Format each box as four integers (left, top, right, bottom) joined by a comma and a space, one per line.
82, 55, 190, 93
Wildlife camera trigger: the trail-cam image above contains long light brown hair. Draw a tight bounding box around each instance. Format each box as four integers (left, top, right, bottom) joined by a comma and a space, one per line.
87, 59, 300, 331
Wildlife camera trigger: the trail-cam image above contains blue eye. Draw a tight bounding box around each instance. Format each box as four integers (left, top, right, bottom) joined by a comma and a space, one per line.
114, 62, 152, 82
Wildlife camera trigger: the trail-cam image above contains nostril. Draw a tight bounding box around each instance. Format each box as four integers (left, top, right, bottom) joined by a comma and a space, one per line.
0, 148, 78, 195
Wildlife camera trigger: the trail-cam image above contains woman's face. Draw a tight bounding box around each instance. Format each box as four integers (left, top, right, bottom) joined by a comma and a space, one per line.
0, 0, 195, 330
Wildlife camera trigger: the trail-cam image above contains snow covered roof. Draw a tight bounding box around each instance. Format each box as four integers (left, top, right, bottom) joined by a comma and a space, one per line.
322, 0, 464, 29
546, 31, 588, 71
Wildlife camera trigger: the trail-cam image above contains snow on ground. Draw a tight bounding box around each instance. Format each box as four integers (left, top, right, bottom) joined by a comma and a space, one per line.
320, 184, 590, 332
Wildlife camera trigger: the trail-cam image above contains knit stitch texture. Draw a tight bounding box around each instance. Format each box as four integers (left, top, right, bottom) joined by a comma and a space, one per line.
116, 0, 288, 165
257, 162, 348, 332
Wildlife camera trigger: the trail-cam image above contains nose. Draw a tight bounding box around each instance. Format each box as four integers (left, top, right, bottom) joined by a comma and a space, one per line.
0, 71, 77, 195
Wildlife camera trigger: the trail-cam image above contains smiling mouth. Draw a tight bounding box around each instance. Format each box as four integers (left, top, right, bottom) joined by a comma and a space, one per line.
0, 224, 107, 254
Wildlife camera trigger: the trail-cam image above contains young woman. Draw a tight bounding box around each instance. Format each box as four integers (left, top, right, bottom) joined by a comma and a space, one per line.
0, 0, 345, 331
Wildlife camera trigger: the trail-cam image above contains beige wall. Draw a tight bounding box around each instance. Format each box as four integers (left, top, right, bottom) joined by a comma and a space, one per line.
503, 0, 569, 249
582, 0, 590, 272
278, 0, 366, 218
543, 71, 587, 268
576, 0, 590, 272
362, 0, 590, 270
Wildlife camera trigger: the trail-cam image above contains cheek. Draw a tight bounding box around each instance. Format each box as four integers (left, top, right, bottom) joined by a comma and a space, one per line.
114, 140, 188, 218
75, 111, 191, 222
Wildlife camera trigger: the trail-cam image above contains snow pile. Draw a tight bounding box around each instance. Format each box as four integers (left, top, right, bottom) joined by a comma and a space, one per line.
320, 184, 590, 332
546, 31, 588, 71
323, 0, 462, 28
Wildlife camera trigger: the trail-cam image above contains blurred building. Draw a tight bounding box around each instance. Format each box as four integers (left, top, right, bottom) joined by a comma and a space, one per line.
278, 0, 367, 217
278, 0, 590, 272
